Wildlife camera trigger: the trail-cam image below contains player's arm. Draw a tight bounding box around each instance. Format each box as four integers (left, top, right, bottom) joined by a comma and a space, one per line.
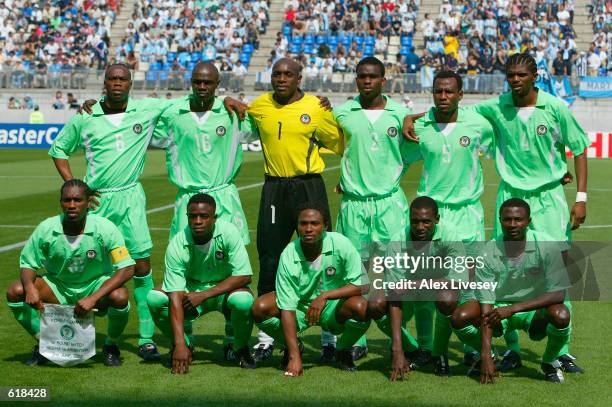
169, 290, 192, 374
401, 112, 427, 142
49, 115, 81, 181
183, 275, 251, 311
483, 290, 565, 328
306, 283, 361, 325
74, 264, 134, 317
479, 302, 497, 384
389, 300, 410, 381
316, 109, 344, 155
571, 153, 587, 229
19, 227, 47, 310
20, 267, 43, 311
280, 309, 303, 377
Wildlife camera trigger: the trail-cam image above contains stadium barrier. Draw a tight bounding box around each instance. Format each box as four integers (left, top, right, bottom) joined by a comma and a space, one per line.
578, 77, 612, 98
1, 124, 609, 157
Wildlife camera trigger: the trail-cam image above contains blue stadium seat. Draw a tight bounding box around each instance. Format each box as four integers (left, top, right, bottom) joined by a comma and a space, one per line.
365, 36, 376, 46
150, 61, 161, 71
159, 70, 168, 81
162, 62, 172, 71
354, 35, 364, 45
316, 35, 326, 45
178, 52, 190, 65
328, 35, 338, 46
328, 44, 337, 53
290, 44, 301, 54
401, 36, 412, 47
166, 52, 176, 62
145, 70, 159, 81
399, 47, 410, 56
283, 25, 292, 37
191, 52, 201, 62
240, 53, 251, 66
292, 35, 303, 45
341, 37, 351, 47
364, 46, 374, 56
243, 44, 254, 54
304, 44, 314, 55
305, 35, 315, 45
187, 61, 196, 71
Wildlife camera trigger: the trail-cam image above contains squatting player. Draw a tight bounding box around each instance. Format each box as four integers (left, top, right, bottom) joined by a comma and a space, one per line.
452, 198, 573, 383
147, 194, 256, 373
7, 180, 135, 366
49, 64, 170, 360
251, 203, 370, 376
332, 56, 413, 362
225, 58, 344, 360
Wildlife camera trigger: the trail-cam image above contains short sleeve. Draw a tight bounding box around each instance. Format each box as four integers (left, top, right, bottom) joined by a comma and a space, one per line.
103, 221, 135, 271
476, 114, 496, 158
342, 240, 368, 286
542, 244, 571, 293
474, 258, 498, 304
19, 225, 46, 270
48, 114, 82, 159
316, 108, 344, 155
556, 103, 590, 156
150, 110, 171, 148
275, 251, 300, 311
238, 113, 260, 143
400, 137, 422, 165
224, 225, 253, 277
162, 238, 189, 292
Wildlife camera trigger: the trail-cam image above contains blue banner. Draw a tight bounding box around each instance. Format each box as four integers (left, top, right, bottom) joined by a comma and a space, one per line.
0, 124, 63, 148
578, 76, 612, 98
535, 60, 576, 105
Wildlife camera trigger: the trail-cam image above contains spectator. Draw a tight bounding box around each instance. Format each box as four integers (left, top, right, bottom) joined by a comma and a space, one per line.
8, 96, 21, 109
232, 60, 248, 92
67, 93, 80, 109
553, 51, 567, 76
51, 90, 65, 110
29, 105, 45, 124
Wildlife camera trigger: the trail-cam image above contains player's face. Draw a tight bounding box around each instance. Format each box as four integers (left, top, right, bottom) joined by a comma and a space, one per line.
506, 64, 536, 97
191, 67, 219, 102
500, 206, 530, 241
187, 203, 217, 238
271, 63, 301, 99
433, 77, 462, 113
297, 209, 325, 244
355, 64, 385, 98
60, 186, 88, 222
409, 208, 439, 241
104, 67, 131, 102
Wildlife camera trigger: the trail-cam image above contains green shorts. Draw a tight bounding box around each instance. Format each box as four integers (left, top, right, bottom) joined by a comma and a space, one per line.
184, 283, 250, 319
171, 183, 249, 244
292, 299, 344, 335
494, 300, 572, 340
43, 275, 111, 305
494, 181, 571, 242
92, 182, 152, 259
437, 200, 485, 243
336, 188, 409, 260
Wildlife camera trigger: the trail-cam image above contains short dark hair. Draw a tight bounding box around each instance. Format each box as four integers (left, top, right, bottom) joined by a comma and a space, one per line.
187, 193, 217, 210
60, 179, 94, 198
296, 202, 330, 226
356, 56, 385, 77
499, 198, 531, 217
433, 70, 463, 91
506, 52, 537, 75
410, 196, 439, 217
105, 63, 132, 80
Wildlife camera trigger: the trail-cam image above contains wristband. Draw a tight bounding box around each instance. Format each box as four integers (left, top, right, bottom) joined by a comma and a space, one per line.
576, 192, 587, 203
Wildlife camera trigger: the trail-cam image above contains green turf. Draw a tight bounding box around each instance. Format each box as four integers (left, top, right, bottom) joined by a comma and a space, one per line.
0, 149, 610, 407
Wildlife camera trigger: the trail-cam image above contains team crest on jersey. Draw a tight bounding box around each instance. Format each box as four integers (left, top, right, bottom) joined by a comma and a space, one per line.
133, 123, 143, 134
325, 266, 336, 276
300, 114, 311, 124
216, 126, 226, 136
86, 250, 97, 259
215, 250, 225, 260
387, 127, 398, 137
537, 125, 547, 135
459, 136, 471, 147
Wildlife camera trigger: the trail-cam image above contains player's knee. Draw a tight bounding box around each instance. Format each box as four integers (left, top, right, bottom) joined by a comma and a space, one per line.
367, 296, 387, 320
6, 281, 25, 302
251, 298, 272, 323
348, 297, 368, 321
227, 290, 254, 314
108, 287, 129, 308
146, 289, 169, 310
436, 290, 457, 316
549, 304, 571, 329
451, 308, 474, 329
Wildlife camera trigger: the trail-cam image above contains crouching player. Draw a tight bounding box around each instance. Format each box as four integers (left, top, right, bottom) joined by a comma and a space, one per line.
452, 198, 574, 383
146, 194, 256, 374
6, 180, 135, 366
368, 196, 469, 380
252, 203, 370, 376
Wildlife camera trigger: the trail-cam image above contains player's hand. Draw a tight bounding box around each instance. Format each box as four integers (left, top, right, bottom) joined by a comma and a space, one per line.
183, 292, 206, 310
74, 295, 97, 317
570, 202, 586, 230
284, 355, 304, 378
88, 191, 101, 210
306, 295, 327, 325
390, 349, 410, 381
223, 97, 247, 121
172, 343, 192, 374
402, 115, 419, 143
78, 99, 97, 115
480, 356, 498, 384
24, 287, 43, 311
334, 183, 343, 194
317, 95, 332, 111
560, 172, 573, 185
483, 306, 513, 328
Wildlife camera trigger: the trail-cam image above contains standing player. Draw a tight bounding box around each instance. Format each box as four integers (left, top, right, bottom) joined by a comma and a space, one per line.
402, 54, 589, 373
147, 194, 256, 373
7, 180, 135, 366
49, 64, 171, 361
332, 56, 413, 361
225, 58, 344, 360
251, 203, 370, 375
452, 198, 573, 383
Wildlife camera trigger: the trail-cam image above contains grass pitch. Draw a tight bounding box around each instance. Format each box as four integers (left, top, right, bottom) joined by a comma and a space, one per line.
0, 149, 610, 406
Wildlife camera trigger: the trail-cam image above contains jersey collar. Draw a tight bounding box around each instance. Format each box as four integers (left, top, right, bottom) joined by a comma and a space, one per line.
422, 106, 464, 124
178, 95, 224, 113
92, 97, 137, 116
500, 88, 548, 108
52, 215, 96, 235
348, 94, 400, 111
294, 232, 334, 263
490, 229, 537, 258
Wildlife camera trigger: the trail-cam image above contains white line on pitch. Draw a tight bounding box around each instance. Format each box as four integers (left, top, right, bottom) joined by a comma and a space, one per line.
0, 165, 342, 253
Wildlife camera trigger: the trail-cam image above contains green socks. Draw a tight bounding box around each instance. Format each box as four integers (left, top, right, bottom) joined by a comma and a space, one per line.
375, 315, 419, 352
105, 303, 130, 345
226, 291, 254, 349
337, 319, 370, 350
454, 324, 482, 352
542, 324, 571, 364
146, 290, 190, 346
256, 317, 284, 346
413, 301, 435, 351
8, 301, 40, 340
432, 310, 453, 357
504, 329, 521, 353
133, 272, 155, 346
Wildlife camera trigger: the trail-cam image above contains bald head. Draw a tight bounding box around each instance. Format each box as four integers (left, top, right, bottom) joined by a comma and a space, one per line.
105, 63, 131, 81
273, 58, 302, 75
192, 61, 219, 81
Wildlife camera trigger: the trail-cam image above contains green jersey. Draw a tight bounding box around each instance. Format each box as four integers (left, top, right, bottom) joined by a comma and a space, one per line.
409, 107, 494, 204
152, 96, 255, 190
472, 90, 590, 191
476, 230, 570, 304
276, 232, 367, 311
162, 220, 252, 292
49, 98, 171, 190
19, 214, 135, 286
333, 96, 413, 198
